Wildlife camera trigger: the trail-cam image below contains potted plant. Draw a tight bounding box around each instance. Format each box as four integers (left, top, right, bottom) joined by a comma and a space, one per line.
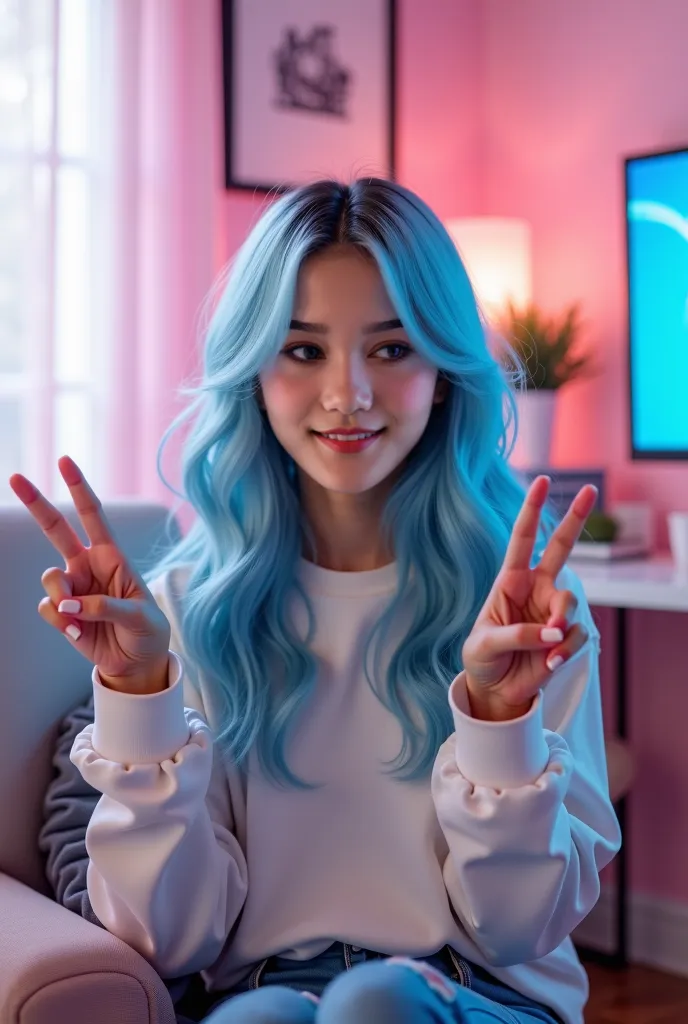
497, 300, 596, 467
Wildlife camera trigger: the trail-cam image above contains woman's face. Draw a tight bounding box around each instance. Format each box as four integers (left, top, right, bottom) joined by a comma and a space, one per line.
258, 245, 447, 497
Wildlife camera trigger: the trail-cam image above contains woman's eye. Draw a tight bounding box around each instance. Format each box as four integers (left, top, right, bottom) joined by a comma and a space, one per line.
283, 344, 322, 361
376, 343, 412, 360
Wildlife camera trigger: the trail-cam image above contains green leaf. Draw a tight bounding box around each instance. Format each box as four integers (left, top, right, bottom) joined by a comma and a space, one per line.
497, 300, 595, 390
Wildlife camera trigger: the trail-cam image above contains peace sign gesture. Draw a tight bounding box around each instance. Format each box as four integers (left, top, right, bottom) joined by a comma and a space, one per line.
461, 476, 598, 722
8, 455, 172, 695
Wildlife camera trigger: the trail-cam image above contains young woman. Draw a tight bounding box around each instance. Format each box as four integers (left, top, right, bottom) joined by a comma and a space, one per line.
11, 177, 621, 1024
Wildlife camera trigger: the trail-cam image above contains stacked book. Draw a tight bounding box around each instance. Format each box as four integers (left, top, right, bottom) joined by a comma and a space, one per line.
515, 467, 651, 560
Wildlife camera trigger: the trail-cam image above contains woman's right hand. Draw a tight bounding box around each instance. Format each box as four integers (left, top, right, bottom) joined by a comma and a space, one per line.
9, 455, 172, 695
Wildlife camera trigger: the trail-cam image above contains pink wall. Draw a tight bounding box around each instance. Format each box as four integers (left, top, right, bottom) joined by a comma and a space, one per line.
212, 0, 688, 902
480, 0, 688, 903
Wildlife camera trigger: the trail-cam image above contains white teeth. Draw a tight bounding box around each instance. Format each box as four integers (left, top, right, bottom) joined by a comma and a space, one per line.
321, 432, 376, 441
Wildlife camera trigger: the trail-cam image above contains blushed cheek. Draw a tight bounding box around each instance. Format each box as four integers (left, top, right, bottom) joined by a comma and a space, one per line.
260, 374, 306, 419
387, 372, 438, 414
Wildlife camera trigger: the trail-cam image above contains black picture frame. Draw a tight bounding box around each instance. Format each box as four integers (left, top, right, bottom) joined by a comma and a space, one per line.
221, 0, 396, 194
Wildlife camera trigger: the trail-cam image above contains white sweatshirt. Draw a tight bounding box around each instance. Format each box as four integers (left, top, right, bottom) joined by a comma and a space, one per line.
70, 558, 621, 1024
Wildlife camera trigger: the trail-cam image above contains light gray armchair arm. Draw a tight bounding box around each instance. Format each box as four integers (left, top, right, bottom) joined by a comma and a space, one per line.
0, 872, 177, 1024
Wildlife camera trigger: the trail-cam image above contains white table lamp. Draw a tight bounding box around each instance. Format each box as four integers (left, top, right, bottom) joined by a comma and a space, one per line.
444, 217, 532, 319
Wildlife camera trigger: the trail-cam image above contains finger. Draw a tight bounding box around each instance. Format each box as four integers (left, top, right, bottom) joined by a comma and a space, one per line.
9, 473, 86, 562
544, 623, 589, 673
38, 596, 83, 644
545, 588, 578, 632
468, 621, 568, 661
501, 476, 550, 574
57, 455, 118, 547
538, 484, 598, 580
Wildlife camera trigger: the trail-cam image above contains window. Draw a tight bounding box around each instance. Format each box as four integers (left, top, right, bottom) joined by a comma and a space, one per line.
0, 0, 105, 502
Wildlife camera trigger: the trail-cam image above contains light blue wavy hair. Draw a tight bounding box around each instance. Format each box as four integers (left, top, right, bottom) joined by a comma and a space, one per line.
142, 177, 557, 790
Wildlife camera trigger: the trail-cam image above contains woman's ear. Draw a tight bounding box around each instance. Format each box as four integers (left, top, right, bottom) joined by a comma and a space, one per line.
433, 373, 449, 405
255, 380, 266, 410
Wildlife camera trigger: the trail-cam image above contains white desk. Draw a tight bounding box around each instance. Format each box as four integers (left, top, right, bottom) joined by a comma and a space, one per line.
572, 555, 688, 612
567, 554, 688, 968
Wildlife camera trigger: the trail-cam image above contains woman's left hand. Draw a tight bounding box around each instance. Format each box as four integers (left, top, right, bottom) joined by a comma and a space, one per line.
461, 475, 598, 722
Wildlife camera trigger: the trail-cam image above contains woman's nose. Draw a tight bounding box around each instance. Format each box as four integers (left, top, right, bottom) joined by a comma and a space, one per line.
321, 360, 373, 413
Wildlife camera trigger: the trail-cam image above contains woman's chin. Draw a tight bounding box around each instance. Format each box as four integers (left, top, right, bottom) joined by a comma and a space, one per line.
301, 463, 398, 497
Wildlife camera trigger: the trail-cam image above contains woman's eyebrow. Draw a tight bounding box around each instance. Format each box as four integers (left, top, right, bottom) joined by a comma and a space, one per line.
289, 318, 403, 334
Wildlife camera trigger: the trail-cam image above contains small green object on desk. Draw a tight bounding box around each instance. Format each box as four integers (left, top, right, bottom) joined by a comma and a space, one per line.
582, 510, 619, 543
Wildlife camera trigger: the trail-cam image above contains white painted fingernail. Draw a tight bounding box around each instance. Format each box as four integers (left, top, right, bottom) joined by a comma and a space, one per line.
546, 654, 564, 672
541, 627, 564, 643
65, 624, 81, 641
59, 599, 81, 614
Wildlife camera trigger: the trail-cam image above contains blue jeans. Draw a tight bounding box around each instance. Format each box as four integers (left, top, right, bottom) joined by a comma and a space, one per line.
174, 942, 565, 1023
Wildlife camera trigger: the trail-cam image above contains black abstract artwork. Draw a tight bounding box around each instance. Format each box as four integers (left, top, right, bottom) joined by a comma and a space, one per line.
222, 1, 396, 193
274, 25, 351, 118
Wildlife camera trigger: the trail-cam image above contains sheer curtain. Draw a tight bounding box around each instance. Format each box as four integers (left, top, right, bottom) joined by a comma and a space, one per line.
0, 0, 223, 506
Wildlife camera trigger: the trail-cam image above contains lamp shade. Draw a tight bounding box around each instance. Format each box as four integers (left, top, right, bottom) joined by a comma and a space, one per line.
444, 217, 532, 317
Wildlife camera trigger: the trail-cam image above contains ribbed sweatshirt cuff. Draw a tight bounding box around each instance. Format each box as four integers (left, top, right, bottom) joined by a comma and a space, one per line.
448, 671, 550, 789
90, 650, 190, 765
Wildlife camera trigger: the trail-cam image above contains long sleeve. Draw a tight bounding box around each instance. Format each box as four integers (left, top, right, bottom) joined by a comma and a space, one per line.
67, 571, 249, 981
38, 692, 105, 930
431, 565, 622, 967
39, 690, 201, 1008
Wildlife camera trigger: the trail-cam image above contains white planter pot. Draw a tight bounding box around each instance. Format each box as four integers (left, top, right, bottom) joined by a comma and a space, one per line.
511, 389, 557, 469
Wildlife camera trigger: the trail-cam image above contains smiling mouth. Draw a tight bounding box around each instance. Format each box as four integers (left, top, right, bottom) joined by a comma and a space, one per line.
311, 428, 386, 453
313, 429, 384, 441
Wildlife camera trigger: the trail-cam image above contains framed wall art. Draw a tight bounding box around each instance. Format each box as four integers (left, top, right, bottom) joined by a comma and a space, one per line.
221, 0, 396, 192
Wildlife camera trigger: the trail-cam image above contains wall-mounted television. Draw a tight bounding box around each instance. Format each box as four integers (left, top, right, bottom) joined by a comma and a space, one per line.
625, 144, 688, 460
